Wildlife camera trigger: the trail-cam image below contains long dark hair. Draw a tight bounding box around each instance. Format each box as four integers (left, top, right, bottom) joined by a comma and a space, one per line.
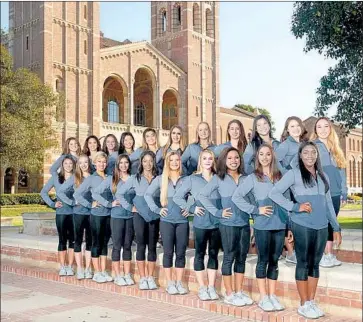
102, 134, 119, 156
112, 154, 131, 194
280, 116, 308, 142
254, 143, 281, 183
216, 147, 244, 180
118, 132, 135, 155
226, 119, 248, 154
136, 150, 158, 182
298, 141, 329, 193
82, 135, 101, 156
251, 115, 274, 151
58, 155, 76, 184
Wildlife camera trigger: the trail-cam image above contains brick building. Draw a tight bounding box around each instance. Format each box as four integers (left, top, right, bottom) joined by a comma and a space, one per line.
1, 1, 255, 193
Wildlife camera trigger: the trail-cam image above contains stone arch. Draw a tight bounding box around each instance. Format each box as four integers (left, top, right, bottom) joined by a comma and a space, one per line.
102, 75, 127, 124
193, 3, 201, 33
162, 88, 180, 130
134, 67, 156, 127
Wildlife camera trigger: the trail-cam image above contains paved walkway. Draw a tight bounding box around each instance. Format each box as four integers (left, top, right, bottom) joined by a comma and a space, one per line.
1, 272, 245, 322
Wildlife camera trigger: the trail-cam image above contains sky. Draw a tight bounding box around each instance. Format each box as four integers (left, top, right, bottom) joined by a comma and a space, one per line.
0, 1, 336, 137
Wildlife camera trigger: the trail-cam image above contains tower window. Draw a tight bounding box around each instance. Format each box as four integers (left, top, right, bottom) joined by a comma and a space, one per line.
158, 8, 167, 36
84, 40, 87, 55
206, 9, 214, 38
26, 35, 29, 50
162, 11, 167, 32
173, 4, 182, 32
55, 78, 64, 92
84, 5, 87, 20
193, 3, 201, 33
196, 106, 199, 117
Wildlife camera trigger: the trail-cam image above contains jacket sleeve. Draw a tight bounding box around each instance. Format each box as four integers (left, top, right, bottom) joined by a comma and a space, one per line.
326, 187, 341, 232
129, 148, 141, 163
232, 175, 258, 214
243, 143, 255, 175
181, 145, 191, 175
213, 144, 224, 159
275, 142, 289, 175
173, 176, 192, 211
115, 176, 134, 212
49, 155, 65, 174
92, 177, 112, 208
57, 176, 75, 206
339, 168, 348, 201
145, 176, 162, 214
40, 176, 56, 208
268, 170, 300, 212
198, 176, 223, 218
74, 176, 93, 209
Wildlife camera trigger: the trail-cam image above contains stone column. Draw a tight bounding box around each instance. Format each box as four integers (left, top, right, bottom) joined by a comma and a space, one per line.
0, 167, 5, 194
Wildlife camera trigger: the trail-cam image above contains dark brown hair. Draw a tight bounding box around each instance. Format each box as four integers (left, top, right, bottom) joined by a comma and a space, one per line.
254, 143, 281, 183
226, 119, 248, 154
112, 154, 131, 194
216, 147, 244, 180
280, 116, 308, 142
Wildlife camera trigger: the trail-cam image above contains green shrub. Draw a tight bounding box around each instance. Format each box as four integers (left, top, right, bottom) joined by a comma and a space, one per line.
352, 195, 362, 202
0, 193, 55, 206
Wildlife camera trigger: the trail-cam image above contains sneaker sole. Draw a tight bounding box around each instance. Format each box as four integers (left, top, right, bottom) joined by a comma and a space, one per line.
224, 299, 245, 307
297, 310, 319, 319
258, 304, 275, 312
285, 259, 297, 264
319, 264, 335, 268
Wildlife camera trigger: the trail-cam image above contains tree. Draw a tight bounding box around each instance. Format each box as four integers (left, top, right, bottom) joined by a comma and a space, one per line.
234, 104, 276, 133
0, 45, 64, 174
291, 2, 363, 129
0, 28, 9, 47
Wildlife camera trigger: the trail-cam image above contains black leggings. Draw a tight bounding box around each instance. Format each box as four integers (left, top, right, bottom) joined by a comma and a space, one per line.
194, 227, 221, 271
254, 229, 285, 280
90, 215, 111, 258
219, 224, 250, 276
73, 214, 92, 253
292, 222, 328, 281
328, 195, 341, 242
133, 212, 160, 262
111, 217, 134, 261
160, 221, 189, 268
56, 214, 74, 251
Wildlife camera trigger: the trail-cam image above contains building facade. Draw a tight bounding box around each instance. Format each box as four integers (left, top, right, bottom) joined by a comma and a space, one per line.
304, 116, 362, 194
2, 1, 254, 193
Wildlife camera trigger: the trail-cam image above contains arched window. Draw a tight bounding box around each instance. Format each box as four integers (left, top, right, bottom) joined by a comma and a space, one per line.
84, 4, 87, 20
102, 77, 125, 124
84, 40, 87, 55
173, 4, 182, 32
349, 138, 352, 150
206, 8, 214, 38
349, 160, 353, 187
353, 139, 355, 151
195, 106, 199, 117
358, 160, 362, 188
193, 3, 201, 33
353, 160, 357, 187
162, 90, 179, 130
134, 102, 146, 126
107, 100, 119, 123
55, 78, 64, 92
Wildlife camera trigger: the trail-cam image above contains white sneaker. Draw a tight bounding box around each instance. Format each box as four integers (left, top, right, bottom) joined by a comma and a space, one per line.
166, 281, 179, 295
139, 277, 149, 290
114, 275, 127, 286
175, 281, 188, 295
319, 254, 334, 268
84, 268, 93, 279
59, 266, 67, 276
328, 253, 342, 267
224, 292, 246, 306
76, 268, 85, 280
258, 295, 275, 312
198, 286, 211, 301
285, 251, 297, 264
298, 301, 319, 319
208, 286, 219, 300
269, 294, 285, 311
102, 271, 113, 282
124, 273, 135, 285
147, 276, 158, 290
65, 266, 74, 276
92, 272, 107, 283
310, 300, 325, 317
236, 291, 253, 305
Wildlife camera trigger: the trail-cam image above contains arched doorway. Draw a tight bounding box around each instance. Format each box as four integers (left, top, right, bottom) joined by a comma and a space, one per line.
162, 89, 179, 130
4, 167, 15, 194
134, 68, 154, 127
102, 76, 126, 123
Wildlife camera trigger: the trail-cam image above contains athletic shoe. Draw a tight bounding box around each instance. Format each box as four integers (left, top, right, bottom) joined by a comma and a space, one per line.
114, 275, 127, 286
269, 294, 285, 311
319, 254, 334, 268
328, 253, 342, 267
84, 268, 93, 279
198, 286, 211, 301
76, 268, 85, 280
224, 292, 246, 306
310, 300, 325, 317
147, 276, 158, 290
236, 291, 253, 305
65, 266, 74, 276
285, 251, 297, 264
124, 273, 135, 286
175, 281, 188, 295
208, 286, 219, 300
92, 272, 107, 283
156, 242, 162, 248
139, 277, 149, 290
59, 266, 67, 276
102, 271, 113, 282
166, 281, 179, 295
297, 301, 319, 319
258, 295, 275, 312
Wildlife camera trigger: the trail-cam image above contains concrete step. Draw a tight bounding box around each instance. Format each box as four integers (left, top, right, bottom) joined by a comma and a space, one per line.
1, 230, 362, 320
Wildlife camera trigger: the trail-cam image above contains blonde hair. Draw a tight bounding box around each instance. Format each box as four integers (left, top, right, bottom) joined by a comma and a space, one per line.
160, 151, 182, 207
141, 128, 160, 150
311, 117, 346, 168
163, 125, 185, 158
195, 122, 213, 147
195, 149, 216, 175
75, 154, 91, 187
93, 151, 108, 164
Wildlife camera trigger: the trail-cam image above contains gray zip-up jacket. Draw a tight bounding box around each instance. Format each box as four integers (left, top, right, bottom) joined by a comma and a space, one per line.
275, 136, 300, 174
50, 154, 78, 174
40, 174, 74, 215
243, 140, 280, 175
129, 147, 163, 175
181, 143, 216, 175
145, 175, 188, 224
74, 172, 112, 216
213, 141, 232, 159
116, 174, 160, 222
198, 174, 250, 227
314, 139, 347, 200
268, 168, 340, 232
93, 175, 134, 219
57, 175, 91, 215
173, 174, 220, 229
232, 173, 287, 230
105, 151, 119, 176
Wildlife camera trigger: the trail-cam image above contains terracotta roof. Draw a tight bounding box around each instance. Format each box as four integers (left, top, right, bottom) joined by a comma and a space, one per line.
100, 36, 132, 49
219, 107, 256, 119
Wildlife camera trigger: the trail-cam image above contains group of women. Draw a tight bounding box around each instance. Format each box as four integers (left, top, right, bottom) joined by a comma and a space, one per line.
41, 115, 346, 319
